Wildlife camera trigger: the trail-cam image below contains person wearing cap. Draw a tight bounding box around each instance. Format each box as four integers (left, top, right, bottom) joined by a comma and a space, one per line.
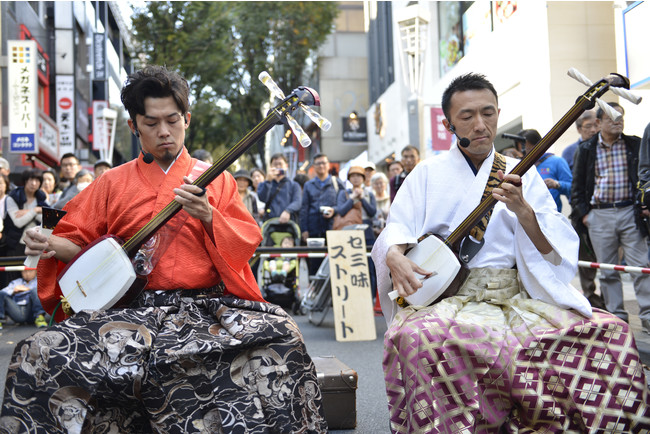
336, 165, 378, 297
0, 158, 10, 178
233, 168, 260, 225
93, 160, 112, 179
0, 158, 17, 190
364, 161, 376, 190
335, 165, 377, 245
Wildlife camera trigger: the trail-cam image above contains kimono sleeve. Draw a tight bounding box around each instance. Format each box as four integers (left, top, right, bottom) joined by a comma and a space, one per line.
204, 172, 264, 302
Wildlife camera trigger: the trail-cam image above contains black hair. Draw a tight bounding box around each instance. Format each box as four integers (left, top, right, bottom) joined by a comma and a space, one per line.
270, 153, 288, 164
21, 169, 43, 187
401, 145, 420, 157
60, 153, 79, 164
441, 73, 498, 121
251, 167, 266, 178
120, 65, 190, 127
294, 173, 309, 188
516, 129, 542, 146
576, 109, 596, 128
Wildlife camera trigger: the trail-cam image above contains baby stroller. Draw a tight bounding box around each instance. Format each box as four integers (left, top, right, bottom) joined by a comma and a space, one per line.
258, 218, 301, 310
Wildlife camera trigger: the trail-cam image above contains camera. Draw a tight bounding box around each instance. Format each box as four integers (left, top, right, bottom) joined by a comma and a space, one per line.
276, 168, 285, 176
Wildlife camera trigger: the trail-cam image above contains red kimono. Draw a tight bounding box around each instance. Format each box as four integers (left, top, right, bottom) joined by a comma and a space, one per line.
39, 148, 264, 321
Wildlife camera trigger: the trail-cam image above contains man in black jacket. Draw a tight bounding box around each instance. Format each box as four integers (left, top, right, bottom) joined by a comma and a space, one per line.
571, 102, 650, 331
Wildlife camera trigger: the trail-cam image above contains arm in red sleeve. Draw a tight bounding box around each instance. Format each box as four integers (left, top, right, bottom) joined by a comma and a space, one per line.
203, 172, 264, 302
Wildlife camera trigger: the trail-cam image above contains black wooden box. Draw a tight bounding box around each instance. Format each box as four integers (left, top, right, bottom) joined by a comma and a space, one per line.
312, 355, 358, 430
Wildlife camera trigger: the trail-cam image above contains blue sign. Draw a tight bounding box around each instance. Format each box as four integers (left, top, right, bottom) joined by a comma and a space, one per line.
10, 134, 36, 153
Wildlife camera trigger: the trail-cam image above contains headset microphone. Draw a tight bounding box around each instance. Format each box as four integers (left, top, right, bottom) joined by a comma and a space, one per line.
140, 148, 154, 164
134, 129, 154, 164
449, 124, 471, 148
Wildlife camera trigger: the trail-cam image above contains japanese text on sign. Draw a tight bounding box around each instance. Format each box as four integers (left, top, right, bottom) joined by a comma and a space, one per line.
8, 40, 38, 153
326, 230, 376, 342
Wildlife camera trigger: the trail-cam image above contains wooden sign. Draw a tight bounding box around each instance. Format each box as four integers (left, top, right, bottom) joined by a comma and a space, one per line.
326, 230, 376, 342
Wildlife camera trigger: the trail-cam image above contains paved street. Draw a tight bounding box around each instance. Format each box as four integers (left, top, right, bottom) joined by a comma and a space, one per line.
0, 272, 648, 433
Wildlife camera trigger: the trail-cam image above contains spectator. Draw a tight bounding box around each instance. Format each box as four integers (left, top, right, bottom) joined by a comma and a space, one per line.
0, 158, 10, 178
41, 169, 62, 206
0, 158, 16, 190
571, 102, 650, 329
93, 160, 112, 179
191, 148, 213, 164
387, 160, 404, 181
336, 165, 377, 297
371, 172, 390, 237
266, 235, 298, 283
390, 145, 420, 202
563, 110, 603, 309
3, 169, 47, 257
335, 166, 377, 245
518, 129, 572, 212
250, 167, 265, 192
300, 154, 345, 242
300, 154, 345, 274
364, 162, 376, 190
562, 109, 598, 172
58, 153, 81, 191
0, 268, 47, 329
233, 169, 261, 225
294, 173, 309, 190
250, 167, 266, 221
53, 169, 94, 210
257, 153, 302, 224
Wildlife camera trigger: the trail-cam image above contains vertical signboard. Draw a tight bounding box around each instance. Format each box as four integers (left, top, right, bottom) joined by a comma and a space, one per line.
38, 112, 60, 160
56, 75, 75, 157
93, 33, 106, 81
430, 107, 453, 151
326, 230, 376, 342
92, 100, 109, 152
8, 40, 38, 154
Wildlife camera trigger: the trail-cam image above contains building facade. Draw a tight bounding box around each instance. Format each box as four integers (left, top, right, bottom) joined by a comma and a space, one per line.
364, 1, 650, 168
1, 1, 134, 179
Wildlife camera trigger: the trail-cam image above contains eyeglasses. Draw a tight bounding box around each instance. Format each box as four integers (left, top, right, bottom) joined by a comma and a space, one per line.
313, 161, 328, 166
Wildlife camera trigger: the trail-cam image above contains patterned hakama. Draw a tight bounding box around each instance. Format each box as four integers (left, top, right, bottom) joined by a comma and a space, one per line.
0, 291, 327, 433
383, 269, 650, 433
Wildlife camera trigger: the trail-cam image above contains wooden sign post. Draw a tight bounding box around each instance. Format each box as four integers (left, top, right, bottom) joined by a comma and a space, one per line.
326, 230, 377, 342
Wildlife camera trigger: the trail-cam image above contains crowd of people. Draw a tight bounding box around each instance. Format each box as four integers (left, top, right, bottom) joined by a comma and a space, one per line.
0, 154, 113, 328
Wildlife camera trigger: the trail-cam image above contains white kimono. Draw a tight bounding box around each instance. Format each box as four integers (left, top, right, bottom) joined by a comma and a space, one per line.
372, 144, 592, 324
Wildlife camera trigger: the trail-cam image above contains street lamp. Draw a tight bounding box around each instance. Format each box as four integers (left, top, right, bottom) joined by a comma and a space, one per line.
397, 4, 430, 153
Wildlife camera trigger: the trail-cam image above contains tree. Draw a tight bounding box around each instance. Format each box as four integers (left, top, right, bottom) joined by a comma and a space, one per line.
131, 1, 339, 167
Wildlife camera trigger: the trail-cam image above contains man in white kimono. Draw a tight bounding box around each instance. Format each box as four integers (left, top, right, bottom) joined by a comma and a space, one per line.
372, 73, 650, 433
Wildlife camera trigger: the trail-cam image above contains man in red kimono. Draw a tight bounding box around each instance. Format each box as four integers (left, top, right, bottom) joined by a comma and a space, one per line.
0, 65, 326, 433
